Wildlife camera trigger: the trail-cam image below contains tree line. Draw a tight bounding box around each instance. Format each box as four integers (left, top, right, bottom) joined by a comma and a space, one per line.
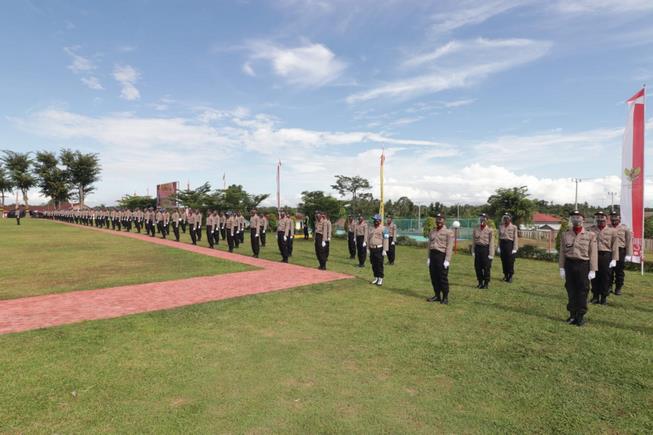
0, 149, 101, 211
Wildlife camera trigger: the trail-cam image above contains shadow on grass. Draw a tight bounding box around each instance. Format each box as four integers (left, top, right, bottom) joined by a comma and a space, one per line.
474, 300, 653, 335
382, 285, 429, 301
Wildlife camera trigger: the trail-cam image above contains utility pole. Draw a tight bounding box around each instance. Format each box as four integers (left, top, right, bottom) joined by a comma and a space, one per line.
608, 191, 617, 212
571, 178, 582, 210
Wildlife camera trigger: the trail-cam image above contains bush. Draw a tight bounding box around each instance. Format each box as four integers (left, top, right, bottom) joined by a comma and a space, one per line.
516, 245, 558, 262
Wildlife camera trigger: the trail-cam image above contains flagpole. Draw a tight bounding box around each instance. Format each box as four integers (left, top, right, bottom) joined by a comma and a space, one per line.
276, 160, 281, 215
380, 148, 385, 221
642, 84, 646, 276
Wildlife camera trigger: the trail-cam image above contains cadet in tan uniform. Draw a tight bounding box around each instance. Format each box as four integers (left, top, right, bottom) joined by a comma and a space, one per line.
498, 213, 519, 283
181, 209, 187, 233
367, 214, 389, 286
206, 210, 215, 248
259, 212, 268, 247
147, 207, 156, 237
187, 210, 197, 245
346, 216, 356, 259
213, 211, 221, 246
355, 215, 368, 267
426, 213, 454, 304
220, 212, 227, 243
195, 210, 202, 242
225, 211, 236, 252
277, 210, 290, 263
250, 209, 260, 257
233, 211, 241, 248
609, 211, 632, 295
171, 208, 181, 241
155, 209, 165, 238
314, 211, 327, 269
589, 211, 619, 305
472, 213, 495, 289
559, 210, 598, 326
386, 215, 398, 265
324, 212, 332, 266
287, 214, 295, 257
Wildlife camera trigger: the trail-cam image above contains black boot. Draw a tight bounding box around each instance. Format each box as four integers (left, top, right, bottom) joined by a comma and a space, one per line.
599, 294, 607, 305
507, 274, 513, 283
482, 280, 489, 289
575, 313, 586, 327
566, 312, 576, 324
614, 287, 622, 296
476, 281, 483, 289
427, 293, 441, 302
590, 294, 599, 304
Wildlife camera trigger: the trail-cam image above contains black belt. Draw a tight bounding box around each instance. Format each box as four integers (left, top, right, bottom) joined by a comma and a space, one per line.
371, 245, 383, 249
598, 251, 611, 255
566, 258, 589, 263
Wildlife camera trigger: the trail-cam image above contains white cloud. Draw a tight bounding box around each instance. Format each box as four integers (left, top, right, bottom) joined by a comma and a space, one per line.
242, 62, 256, 77
63, 46, 96, 73
113, 64, 141, 101
347, 38, 551, 103
245, 40, 346, 87
80, 76, 104, 90
444, 98, 476, 108
553, 0, 653, 14
430, 0, 531, 34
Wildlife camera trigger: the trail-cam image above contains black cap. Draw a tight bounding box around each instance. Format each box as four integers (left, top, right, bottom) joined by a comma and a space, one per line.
610, 211, 619, 217
502, 212, 511, 218
479, 213, 488, 218
569, 210, 584, 217
435, 213, 444, 219
594, 211, 606, 217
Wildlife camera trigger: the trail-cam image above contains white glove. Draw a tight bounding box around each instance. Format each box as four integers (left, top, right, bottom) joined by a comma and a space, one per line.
263, 230, 266, 234
284, 236, 287, 241
472, 252, 475, 258
255, 233, 259, 238
512, 250, 517, 254
497, 247, 501, 254
488, 256, 493, 260
363, 242, 367, 247
559, 268, 565, 279
391, 241, 395, 246
427, 258, 430, 266
609, 260, 616, 268
443, 260, 450, 269
321, 241, 326, 247
588, 271, 596, 280
625, 256, 632, 262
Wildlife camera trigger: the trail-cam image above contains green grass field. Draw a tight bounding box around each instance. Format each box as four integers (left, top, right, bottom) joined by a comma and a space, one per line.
0, 219, 652, 433
0, 219, 253, 300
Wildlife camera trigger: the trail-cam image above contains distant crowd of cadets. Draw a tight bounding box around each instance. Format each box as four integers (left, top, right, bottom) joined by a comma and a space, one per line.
43, 207, 633, 326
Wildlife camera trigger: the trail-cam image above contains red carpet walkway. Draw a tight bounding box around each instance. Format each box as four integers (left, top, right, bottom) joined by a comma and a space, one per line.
0, 223, 352, 335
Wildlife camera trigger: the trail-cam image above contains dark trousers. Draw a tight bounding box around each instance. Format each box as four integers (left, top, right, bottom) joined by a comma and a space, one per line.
259, 228, 266, 246
251, 229, 260, 256
240, 229, 244, 243
148, 221, 155, 236
474, 245, 491, 283
287, 236, 294, 257
387, 237, 396, 264
16, 216, 20, 225
370, 247, 384, 278
564, 259, 590, 316
227, 231, 235, 252
348, 232, 356, 258
591, 252, 612, 297
173, 223, 180, 241
196, 225, 201, 241
190, 226, 197, 245
315, 233, 327, 268
135, 221, 141, 233
499, 239, 515, 278
234, 230, 240, 247
181, 221, 186, 233
429, 250, 449, 298
303, 227, 309, 239
356, 235, 367, 266
213, 226, 220, 245
221, 227, 227, 242
207, 225, 214, 248
610, 247, 626, 290
157, 222, 166, 238
277, 231, 288, 262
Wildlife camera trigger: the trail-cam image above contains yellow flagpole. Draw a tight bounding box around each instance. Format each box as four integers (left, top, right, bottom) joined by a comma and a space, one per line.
379, 149, 385, 221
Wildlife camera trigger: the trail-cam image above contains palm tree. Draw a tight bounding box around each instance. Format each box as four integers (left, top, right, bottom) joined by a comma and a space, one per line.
1, 151, 36, 213
0, 164, 13, 213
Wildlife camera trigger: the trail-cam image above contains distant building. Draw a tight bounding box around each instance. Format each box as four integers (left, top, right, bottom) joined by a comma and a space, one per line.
524, 213, 562, 231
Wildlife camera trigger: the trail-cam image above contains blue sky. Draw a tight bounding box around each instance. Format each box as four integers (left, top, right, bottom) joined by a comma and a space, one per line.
1, 0, 652, 207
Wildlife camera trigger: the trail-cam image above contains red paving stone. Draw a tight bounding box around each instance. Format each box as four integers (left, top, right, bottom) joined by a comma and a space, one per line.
0, 222, 352, 335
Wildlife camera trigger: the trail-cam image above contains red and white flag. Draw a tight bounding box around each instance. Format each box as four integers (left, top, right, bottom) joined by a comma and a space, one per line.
620, 87, 646, 264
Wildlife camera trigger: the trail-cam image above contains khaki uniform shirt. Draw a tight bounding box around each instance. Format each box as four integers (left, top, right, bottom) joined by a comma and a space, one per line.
499, 223, 519, 250
155, 211, 163, 223
589, 225, 619, 261
261, 216, 268, 232
226, 216, 235, 234
325, 220, 332, 241
472, 225, 495, 254
195, 213, 202, 228
347, 220, 356, 234
207, 215, 215, 227
355, 221, 368, 236
171, 211, 180, 225
315, 219, 325, 235
612, 223, 633, 256
558, 228, 598, 271
250, 215, 259, 232
187, 213, 196, 226
428, 226, 455, 262
387, 222, 397, 239
367, 224, 389, 251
